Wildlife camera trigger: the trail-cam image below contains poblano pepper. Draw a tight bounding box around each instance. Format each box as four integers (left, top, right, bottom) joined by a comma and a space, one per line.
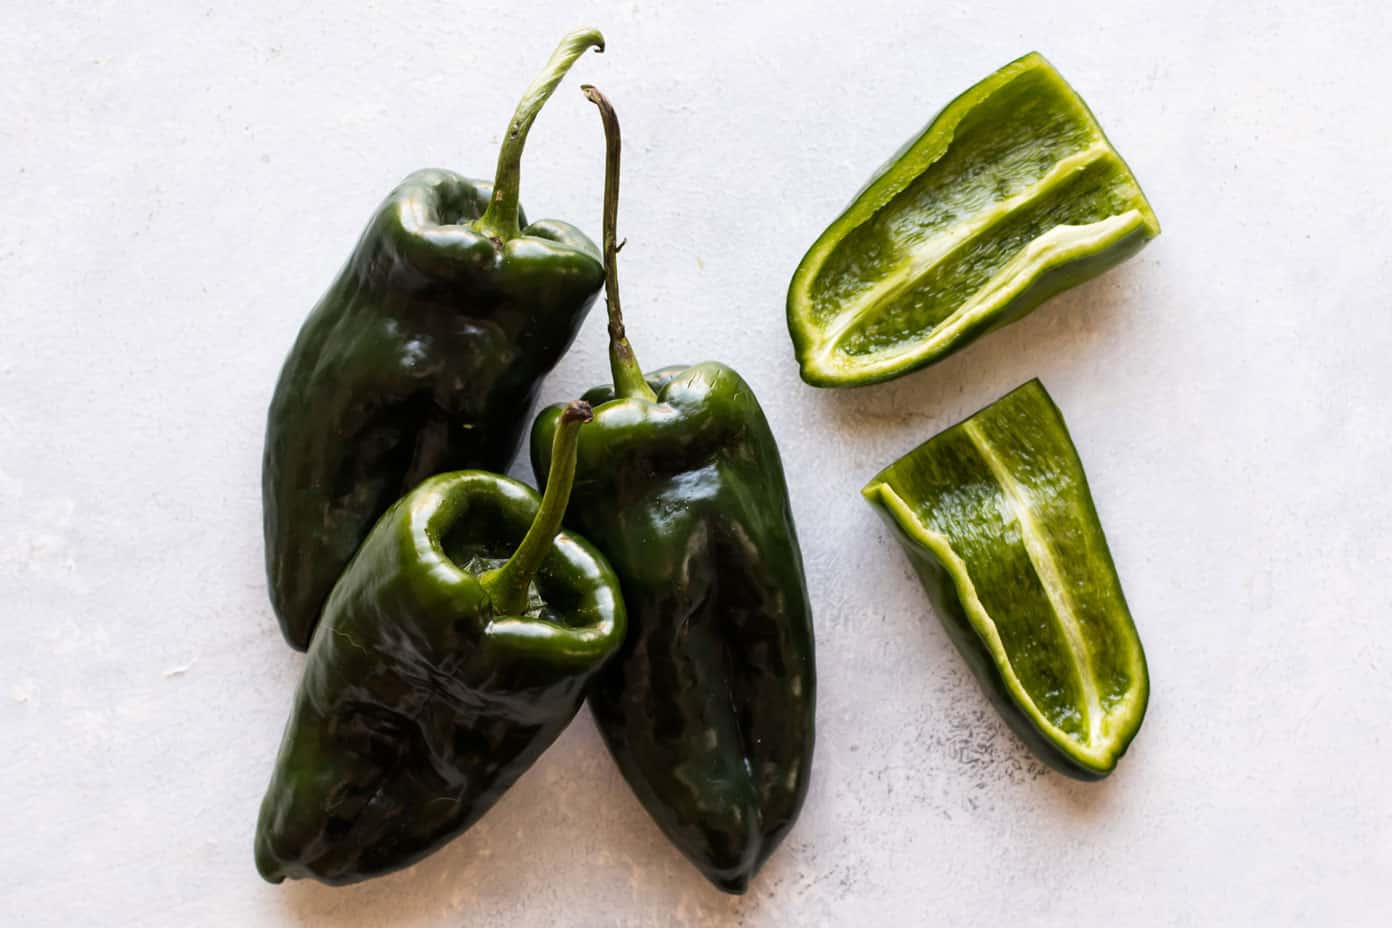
256, 402, 626, 885
530, 88, 816, 894
862, 380, 1148, 779
788, 52, 1159, 387
263, 29, 607, 649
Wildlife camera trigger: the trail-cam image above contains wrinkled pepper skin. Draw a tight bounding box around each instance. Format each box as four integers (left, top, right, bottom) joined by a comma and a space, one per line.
256, 408, 626, 885
526, 86, 815, 894
262, 30, 606, 649
263, 176, 601, 649
531, 365, 816, 893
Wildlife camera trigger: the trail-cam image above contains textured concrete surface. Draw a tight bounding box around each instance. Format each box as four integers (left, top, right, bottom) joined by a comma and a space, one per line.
4, 1, 1391, 925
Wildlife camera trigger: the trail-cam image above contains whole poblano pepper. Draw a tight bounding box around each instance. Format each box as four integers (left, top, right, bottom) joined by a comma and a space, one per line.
530, 88, 816, 894
256, 402, 626, 885
262, 29, 607, 649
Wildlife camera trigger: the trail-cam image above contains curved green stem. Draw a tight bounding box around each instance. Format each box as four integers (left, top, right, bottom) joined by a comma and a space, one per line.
476, 28, 605, 241
481, 401, 593, 615
582, 84, 657, 402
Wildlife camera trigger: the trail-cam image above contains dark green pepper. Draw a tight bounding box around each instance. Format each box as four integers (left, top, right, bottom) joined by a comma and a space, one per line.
862, 380, 1148, 779
263, 29, 607, 649
530, 88, 815, 894
256, 402, 626, 885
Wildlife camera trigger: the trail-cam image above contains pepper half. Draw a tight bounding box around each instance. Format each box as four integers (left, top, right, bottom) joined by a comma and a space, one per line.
862, 380, 1148, 779
788, 52, 1159, 387
262, 29, 607, 649
529, 88, 816, 894
255, 402, 626, 885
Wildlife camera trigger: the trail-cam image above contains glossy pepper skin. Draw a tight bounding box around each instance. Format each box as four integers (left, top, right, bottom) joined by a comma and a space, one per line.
530, 89, 815, 894
256, 403, 626, 885
263, 29, 607, 650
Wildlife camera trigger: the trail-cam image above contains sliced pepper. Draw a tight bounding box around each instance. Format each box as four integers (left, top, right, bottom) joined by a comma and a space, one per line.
862, 380, 1148, 779
529, 87, 815, 894
263, 29, 607, 649
788, 52, 1159, 387
255, 402, 626, 885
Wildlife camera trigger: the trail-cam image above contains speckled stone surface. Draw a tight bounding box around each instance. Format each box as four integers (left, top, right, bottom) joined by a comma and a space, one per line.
4, 2, 1390, 925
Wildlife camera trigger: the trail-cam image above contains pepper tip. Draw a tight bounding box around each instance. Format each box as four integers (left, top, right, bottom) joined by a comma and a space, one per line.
565, 27, 605, 55
562, 399, 595, 425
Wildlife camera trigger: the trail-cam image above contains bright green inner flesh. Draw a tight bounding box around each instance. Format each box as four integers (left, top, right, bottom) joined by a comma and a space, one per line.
805, 63, 1152, 363
872, 383, 1143, 751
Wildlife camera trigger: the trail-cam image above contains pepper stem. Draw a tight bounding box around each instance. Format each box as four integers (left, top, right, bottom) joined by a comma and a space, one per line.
475, 28, 605, 242
582, 84, 657, 402
480, 401, 593, 615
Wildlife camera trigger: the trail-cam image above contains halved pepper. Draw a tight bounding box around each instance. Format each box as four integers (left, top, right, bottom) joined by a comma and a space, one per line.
255, 402, 626, 885
862, 380, 1148, 779
263, 29, 607, 649
788, 52, 1159, 387
529, 88, 815, 894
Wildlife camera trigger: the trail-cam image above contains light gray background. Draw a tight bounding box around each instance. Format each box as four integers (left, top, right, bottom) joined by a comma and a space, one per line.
4, 1, 1390, 925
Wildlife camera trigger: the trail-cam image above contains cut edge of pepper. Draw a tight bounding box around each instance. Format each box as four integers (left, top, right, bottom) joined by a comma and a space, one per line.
861, 479, 1148, 775
801, 209, 1155, 386
788, 51, 1161, 387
